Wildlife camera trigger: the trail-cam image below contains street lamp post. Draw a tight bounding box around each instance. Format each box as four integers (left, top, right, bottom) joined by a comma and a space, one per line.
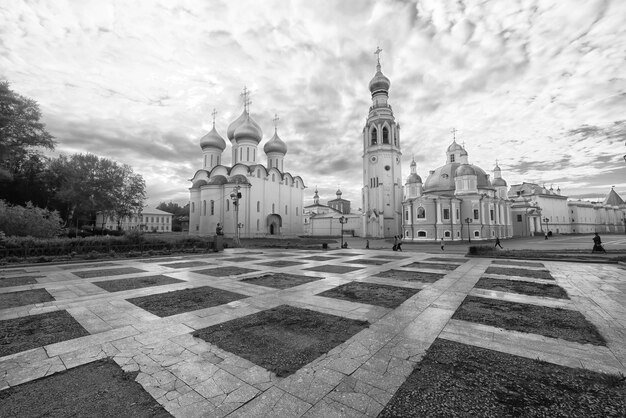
543, 217, 549, 239
339, 216, 348, 248
465, 218, 473, 243
230, 186, 242, 247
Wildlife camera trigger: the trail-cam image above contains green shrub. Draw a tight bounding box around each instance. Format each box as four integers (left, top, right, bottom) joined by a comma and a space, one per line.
0, 200, 63, 238
468, 245, 495, 255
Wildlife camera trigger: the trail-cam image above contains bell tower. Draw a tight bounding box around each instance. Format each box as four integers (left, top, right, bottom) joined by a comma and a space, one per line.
361, 47, 402, 238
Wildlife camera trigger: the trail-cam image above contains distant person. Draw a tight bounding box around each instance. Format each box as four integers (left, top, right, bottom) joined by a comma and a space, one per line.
544, 231, 548, 240
342, 241, 348, 248
495, 237, 503, 249
440, 237, 445, 251
215, 223, 223, 235
396, 236, 403, 252
592, 233, 606, 254
365, 239, 370, 249
393, 235, 398, 251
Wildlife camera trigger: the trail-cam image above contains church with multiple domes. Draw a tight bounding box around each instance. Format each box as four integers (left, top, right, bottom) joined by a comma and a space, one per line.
188, 94, 305, 238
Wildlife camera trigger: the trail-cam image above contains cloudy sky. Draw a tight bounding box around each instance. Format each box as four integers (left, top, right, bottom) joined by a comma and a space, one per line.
2, 0, 625, 208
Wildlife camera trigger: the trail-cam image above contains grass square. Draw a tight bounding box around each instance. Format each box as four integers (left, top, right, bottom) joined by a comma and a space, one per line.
0, 359, 170, 417
127, 286, 248, 317
194, 266, 259, 277
304, 265, 363, 274
58, 262, 119, 270
370, 255, 408, 260
475, 277, 569, 299
424, 257, 467, 264
160, 261, 210, 268
0, 275, 43, 288
241, 273, 322, 289
72, 267, 146, 279
254, 260, 303, 268
331, 252, 364, 256
0, 310, 90, 357
93, 275, 184, 292
452, 296, 605, 345
342, 259, 390, 265
492, 260, 546, 268
317, 282, 420, 308
221, 256, 259, 262
193, 305, 369, 377
0, 288, 55, 309
485, 266, 554, 280
402, 262, 459, 271
378, 338, 626, 417
300, 256, 339, 261
373, 269, 445, 283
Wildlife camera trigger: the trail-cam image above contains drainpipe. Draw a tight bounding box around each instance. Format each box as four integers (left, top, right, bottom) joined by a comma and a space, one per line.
434, 198, 438, 240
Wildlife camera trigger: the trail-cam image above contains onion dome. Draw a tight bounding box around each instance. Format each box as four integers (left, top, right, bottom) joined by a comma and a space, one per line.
336, 189, 342, 197
199, 126, 226, 151
455, 164, 476, 177
447, 140, 464, 153
234, 117, 262, 144
227, 110, 262, 141
492, 178, 507, 187
263, 130, 287, 154
369, 69, 391, 95
406, 173, 422, 184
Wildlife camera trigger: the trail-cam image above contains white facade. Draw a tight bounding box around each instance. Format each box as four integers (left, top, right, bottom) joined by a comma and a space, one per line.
361, 51, 403, 238
303, 189, 362, 237
95, 208, 173, 232
189, 99, 305, 238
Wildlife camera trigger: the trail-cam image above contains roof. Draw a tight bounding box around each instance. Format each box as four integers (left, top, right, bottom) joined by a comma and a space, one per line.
142, 208, 175, 216
604, 188, 625, 206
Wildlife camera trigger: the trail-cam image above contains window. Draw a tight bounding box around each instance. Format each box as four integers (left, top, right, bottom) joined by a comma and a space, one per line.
285, 205, 288, 215
203, 201, 206, 216
443, 208, 450, 220
517, 214, 522, 222
417, 207, 425, 218
191, 202, 195, 213
210, 200, 214, 215
456, 209, 459, 220
257, 201, 260, 212
382, 126, 389, 144
474, 231, 480, 237
272, 203, 275, 213
444, 231, 451, 237
417, 231, 426, 237
256, 219, 260, 230
450, 154, 455, 162
226, 200, 229, 211
490, 209, 494, 221
247, 148, 250, 160
473, 209, 479, 220
405, 210, 409, 221
272, 174, 275, 182
371, 128, 377, 145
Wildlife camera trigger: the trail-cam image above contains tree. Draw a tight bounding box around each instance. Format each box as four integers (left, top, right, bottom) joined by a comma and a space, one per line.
157, 201, 189, 231
46, 153, 146, 229
0, 200, 63, 237
0, 80, 55, 205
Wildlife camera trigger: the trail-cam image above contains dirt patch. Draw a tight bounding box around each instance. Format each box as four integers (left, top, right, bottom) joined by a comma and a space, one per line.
1, 310, 90, 357
57, 262, 119, 270
492, 260, 546, 268
94, 275, 184, 292
241, 273, 322, 289
254, 260, 303, 268
0, 288, 55, 309
193, 266, 259, 277
300, 256, 339, 261
379, 338, 626, 417
402, 262, 459, 271
317, 282, 419, 309
373, 269, 445, 283
160, 261, 210, 268
0, 275, 43, 288
475, 277, 570, 299
0, 358, 171, 417
452, 296, 605, 345
127, 286, 248, 317
342, 259, 390, 265
304, 265, 363, 274
193, 305, 369, 377
424, 257, 467, 264
72, 267, 146, 279
485, 266, 554, 280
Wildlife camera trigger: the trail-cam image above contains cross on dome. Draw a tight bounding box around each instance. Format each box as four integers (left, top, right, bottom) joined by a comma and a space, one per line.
273, 113, 280, 132
211, 108, 218, 127
240, 86, 252, 114
451, 127, 457, 141
374, 46, 382, 71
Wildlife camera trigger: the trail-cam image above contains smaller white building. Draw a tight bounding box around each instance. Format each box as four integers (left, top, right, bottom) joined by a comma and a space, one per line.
303, 189, 362, 237
96, 208, 173, 232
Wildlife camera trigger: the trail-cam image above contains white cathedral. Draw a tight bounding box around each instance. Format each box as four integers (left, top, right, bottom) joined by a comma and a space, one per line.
188, 93, 305, 238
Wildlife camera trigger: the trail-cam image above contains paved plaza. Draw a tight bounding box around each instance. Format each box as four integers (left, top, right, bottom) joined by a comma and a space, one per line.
1, 248, 625, 417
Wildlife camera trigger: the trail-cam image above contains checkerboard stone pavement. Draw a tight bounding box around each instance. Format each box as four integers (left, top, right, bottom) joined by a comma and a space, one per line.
1, 249, 625, 417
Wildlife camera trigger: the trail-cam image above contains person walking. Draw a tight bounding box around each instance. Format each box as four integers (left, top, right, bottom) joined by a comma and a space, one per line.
396, 236, 403, 252
440, 237, 445, 251
393, 235, 398, 251
495, 237, 503, 249
592, 233, 607, 253
365, 239, 370, 249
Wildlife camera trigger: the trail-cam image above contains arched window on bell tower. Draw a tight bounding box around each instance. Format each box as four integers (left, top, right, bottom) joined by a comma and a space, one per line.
371, 128, 377, 145
382, 126, 389, 144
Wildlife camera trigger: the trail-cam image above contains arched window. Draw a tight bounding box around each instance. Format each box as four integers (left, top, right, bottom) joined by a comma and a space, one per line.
226, 200, 229, 211
285, 205, 288, 215
474, 230, 480, 237
371, 128, 377, 145
191, 202, 195, 213
256, 219, 260, 230
417, 207, 425, 218
272, 174, 275, 182
382, 126, 389, 144
417, 231, 426, 237
444, 231, 451, 237
257, 201, 260, 212
202, 200, 206, 216
272, 203, 275, 213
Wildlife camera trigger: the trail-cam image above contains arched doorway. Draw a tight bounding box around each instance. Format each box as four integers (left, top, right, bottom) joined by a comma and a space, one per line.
266, 214, 282, 235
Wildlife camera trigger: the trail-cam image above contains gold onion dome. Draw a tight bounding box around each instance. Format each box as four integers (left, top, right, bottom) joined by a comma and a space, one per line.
199, 126, 226, 151
369, 69, 390, 95
447, 140, 464, 153
227, 110, 262, 142
407, 173, 422, 184
264, 131, 287, 154
233, 116, 262, 144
